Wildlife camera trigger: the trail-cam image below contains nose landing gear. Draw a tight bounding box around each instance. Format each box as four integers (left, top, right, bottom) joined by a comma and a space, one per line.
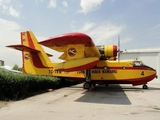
142, 84, 148, 89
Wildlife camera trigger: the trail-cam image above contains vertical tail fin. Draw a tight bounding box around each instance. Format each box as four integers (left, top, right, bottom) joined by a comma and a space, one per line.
7, 31, 54, 75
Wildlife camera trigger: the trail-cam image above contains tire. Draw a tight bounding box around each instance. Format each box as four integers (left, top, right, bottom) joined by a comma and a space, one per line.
142, 84, 148, 89
83, 82, 90, 89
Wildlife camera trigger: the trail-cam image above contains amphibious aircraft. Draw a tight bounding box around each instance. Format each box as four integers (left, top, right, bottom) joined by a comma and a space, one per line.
6, 31, 157, 90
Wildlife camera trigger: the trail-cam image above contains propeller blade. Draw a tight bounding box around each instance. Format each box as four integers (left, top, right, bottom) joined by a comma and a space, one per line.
118, 35, 120, 61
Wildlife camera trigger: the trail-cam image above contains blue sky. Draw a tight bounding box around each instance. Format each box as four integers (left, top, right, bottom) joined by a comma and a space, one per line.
0, 0, 160, 67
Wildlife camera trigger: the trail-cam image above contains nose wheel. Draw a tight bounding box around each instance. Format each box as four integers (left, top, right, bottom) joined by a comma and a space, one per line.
142, 84, 148, 89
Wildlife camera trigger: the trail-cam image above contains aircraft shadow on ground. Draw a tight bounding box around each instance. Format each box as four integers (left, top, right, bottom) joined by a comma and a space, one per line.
147, 87, 160, 90
74, 84, 132, 105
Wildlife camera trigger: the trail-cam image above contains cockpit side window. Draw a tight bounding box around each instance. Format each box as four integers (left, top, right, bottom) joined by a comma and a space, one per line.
132, 61, 144, 66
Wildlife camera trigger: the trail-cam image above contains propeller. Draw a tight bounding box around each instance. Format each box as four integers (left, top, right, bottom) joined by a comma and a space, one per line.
117, 35, 121, 61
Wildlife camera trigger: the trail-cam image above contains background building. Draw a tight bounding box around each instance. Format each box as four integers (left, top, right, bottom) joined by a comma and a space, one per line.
121, 47, 160, 83
0, 60, 4, 66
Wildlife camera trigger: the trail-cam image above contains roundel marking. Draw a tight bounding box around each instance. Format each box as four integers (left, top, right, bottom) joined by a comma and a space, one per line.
68, 47, 76, 57
24, 53, 30, 60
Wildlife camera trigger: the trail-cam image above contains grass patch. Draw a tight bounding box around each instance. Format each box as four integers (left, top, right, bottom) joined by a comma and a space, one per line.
64, 95, 68, 97
153, 106, 160, 110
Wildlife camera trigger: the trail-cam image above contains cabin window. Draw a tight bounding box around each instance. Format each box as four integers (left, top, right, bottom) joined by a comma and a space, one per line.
122, 66, 125, 69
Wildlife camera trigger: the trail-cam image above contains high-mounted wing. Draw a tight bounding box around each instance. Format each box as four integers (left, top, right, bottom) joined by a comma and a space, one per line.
39, 32, 101, 72
39, 32, 101, 60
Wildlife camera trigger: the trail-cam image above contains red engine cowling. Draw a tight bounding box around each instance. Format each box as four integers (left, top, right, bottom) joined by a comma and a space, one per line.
97, 45, 117, 60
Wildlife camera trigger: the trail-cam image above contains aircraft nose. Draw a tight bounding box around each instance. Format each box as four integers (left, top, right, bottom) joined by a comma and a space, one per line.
144, 65, 156, 71
149, 67, 156, 73
148, 66, 157, 78
150, 67, 156, 71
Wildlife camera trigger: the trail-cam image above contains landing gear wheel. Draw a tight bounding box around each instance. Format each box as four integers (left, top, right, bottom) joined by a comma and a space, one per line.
142, 84, 148, 89
83, 82, 90, 89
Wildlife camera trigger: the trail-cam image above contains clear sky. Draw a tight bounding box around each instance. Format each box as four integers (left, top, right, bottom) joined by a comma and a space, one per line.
0, 0, 160, 67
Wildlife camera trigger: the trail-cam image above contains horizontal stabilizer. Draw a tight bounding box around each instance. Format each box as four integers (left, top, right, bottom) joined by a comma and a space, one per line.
6, 44, 40, 52
6, 44, 53, 57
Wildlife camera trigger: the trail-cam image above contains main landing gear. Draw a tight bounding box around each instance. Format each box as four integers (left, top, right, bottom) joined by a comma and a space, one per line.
83, 82, 90, 89
142, 84, 148, 89
83, 69, 94, 90
83, 82, 95, 90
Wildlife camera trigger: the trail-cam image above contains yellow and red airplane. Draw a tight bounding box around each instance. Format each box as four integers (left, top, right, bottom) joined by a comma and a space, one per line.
6, 31, 157, 89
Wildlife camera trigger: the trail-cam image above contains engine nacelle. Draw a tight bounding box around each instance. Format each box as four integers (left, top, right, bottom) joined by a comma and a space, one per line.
97, 45, 117, 60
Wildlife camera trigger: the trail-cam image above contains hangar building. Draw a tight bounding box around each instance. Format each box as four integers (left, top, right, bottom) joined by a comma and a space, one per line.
121, 47, 160, 83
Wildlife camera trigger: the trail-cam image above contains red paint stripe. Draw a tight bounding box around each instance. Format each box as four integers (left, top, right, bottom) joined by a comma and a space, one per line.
118, 74, 156, 81
56, 60, 99, 72
21, 32, 23, 45
94, 67, 153, 70
56, 65, 154, 71
27, 31, 52, 68
21, 32, 27, 74
129, 74, 156, 85
88, 74, 156, 85
31, 53, 53, 68
27, 31, 35, 49
132, 74, 156, 81
58, 73, 156, 85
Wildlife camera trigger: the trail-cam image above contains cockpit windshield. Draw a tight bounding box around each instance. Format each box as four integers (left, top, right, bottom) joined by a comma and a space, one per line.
132, 61, 144, 66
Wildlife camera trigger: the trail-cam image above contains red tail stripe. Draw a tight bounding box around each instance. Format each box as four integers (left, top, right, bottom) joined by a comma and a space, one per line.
31, 53, 53, 68
27, 31, 35, 49
56, 60, 99, 72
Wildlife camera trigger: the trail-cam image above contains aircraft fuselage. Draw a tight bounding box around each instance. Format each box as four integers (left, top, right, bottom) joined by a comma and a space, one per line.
54, 60, 157, 87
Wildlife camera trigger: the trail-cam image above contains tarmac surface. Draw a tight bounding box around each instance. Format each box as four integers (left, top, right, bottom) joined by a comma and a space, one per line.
0, 83, 160, 120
